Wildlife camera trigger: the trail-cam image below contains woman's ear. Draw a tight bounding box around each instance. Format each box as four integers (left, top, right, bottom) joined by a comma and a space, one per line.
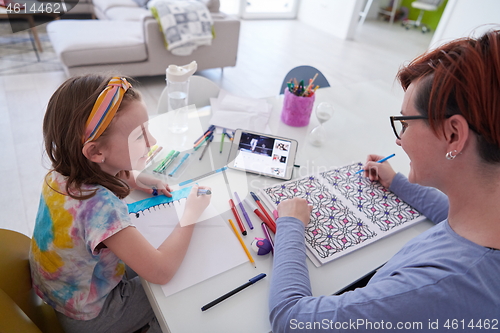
82, 142, 104, 164
443, 114, 470, 153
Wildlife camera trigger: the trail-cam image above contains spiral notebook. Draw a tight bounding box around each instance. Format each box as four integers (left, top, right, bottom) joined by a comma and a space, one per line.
128, 189, 247, 297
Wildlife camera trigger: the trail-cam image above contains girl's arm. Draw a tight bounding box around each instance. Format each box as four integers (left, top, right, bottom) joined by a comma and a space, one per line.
102, 185, 210, 285
120, 170, 173, 197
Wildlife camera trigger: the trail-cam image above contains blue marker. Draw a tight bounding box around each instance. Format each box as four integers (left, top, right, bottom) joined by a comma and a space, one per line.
201, 273, 266, 311
355, 153, 396, 174
169, 153, 190, 177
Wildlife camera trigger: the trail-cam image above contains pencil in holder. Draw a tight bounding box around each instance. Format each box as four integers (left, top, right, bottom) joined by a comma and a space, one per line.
281, 89, 315, 127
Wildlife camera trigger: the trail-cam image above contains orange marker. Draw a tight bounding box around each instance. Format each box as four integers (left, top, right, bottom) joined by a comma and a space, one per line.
228, 219, 255, 268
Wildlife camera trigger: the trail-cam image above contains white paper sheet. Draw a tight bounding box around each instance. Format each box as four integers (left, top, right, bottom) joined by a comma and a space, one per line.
132, 201, 248, 297
208, 90, 272, 133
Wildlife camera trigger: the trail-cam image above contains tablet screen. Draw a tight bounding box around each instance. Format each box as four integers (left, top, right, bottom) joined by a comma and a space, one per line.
232, 131, 293, 178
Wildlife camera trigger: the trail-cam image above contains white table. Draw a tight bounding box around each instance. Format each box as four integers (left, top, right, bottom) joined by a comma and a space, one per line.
132, 87, 434, 333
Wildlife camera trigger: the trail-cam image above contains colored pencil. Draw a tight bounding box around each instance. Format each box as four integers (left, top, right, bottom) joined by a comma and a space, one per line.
355, 153, 396, 174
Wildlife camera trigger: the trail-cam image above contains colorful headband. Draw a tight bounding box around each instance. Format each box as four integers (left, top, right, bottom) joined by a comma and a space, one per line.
82, 77, 132, 144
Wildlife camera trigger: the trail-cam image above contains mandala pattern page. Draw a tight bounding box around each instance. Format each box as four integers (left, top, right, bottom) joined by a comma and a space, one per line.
320, 162, 424, 232
260, 175, 377, 265
259, 162, 426, 266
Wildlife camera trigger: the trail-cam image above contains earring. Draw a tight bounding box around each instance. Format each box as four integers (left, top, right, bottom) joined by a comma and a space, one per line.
445, 150, 459, 160
101, 157, 105, 163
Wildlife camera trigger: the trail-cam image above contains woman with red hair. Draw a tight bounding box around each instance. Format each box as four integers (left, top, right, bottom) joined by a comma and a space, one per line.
270, 30, 500, 332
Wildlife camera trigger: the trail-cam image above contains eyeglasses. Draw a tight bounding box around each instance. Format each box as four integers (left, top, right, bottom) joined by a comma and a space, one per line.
390, 115, 428, 140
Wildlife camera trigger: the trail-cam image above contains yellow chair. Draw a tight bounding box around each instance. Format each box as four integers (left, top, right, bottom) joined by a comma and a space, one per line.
0, 229, 65, 333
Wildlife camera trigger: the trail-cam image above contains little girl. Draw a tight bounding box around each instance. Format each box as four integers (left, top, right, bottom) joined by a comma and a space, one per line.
29, 74, 211, 333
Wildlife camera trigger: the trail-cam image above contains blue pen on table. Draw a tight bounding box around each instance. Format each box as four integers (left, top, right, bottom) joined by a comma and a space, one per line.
234, 191, 253, 229
179, 166, 228, 187
355, 153, 396, 174
169, 153, 190, 177
201, 273, 266, 311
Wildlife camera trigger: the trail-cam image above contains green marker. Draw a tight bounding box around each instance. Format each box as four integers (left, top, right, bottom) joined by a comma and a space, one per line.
154, 149, 175, 173
220, 130, 225, 153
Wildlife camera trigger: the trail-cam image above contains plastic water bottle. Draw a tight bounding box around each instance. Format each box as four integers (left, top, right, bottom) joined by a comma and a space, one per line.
166, 61, 197, 133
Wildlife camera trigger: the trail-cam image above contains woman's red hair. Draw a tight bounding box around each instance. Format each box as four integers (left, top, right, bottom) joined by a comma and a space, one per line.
397, 29, 500, 163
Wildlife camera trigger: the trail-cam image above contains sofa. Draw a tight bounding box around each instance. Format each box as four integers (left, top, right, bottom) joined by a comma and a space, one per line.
48, 0, 240, 77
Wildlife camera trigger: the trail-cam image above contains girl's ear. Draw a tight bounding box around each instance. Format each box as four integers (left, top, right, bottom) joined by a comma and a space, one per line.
82, 142, 104, 164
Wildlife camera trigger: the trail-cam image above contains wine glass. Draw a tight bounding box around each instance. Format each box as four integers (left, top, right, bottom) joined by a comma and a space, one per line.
308, 102, 334, 146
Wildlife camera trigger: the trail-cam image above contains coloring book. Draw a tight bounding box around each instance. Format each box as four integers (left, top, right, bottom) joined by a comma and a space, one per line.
259, 162, 426, 266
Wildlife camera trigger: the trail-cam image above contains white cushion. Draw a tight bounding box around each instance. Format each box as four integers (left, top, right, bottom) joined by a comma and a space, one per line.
105, 7, 151, 21
92, 0, 138, 13
47, 20, 147, 67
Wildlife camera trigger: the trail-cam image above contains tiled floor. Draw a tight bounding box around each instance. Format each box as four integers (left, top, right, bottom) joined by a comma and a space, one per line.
0, 21, 62, 75
0, 18, 433, 236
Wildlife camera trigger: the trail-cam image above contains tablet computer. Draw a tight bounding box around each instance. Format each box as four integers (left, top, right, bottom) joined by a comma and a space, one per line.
227, 129, 298, 180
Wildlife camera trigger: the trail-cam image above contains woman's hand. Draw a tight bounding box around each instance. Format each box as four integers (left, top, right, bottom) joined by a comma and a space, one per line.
362, 154, 397, 188
277, 197, 312, 227
125, 171, 172, 197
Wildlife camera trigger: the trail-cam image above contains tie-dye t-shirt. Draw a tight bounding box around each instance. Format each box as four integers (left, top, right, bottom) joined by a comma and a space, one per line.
29, 171, 134, 320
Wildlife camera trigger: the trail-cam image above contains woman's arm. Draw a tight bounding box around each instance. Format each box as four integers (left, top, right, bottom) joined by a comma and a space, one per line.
389, 173, 449, 224
363, 154, 449, 224
269, 198, 314, 331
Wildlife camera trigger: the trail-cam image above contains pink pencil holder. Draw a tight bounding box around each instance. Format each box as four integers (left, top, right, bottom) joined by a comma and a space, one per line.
281, 89, 315, 127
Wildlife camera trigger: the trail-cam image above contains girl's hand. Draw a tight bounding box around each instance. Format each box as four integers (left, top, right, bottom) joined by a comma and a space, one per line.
181, 185, 212, 225
127, 171, 172, 197
277, 197, 312, 227
362, 154, 397, 188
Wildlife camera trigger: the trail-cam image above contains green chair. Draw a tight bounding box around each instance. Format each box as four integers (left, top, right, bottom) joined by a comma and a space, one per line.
0, 229, 65, 333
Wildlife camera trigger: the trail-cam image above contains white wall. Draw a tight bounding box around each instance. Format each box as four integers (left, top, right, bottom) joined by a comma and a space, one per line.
297, 0, 365, 40
430, 0, 500, 49
219, 0, 240, 15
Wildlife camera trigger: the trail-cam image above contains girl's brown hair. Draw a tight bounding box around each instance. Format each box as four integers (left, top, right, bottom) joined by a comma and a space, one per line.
43, 74, 142, 199
397, 29, 500, 163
